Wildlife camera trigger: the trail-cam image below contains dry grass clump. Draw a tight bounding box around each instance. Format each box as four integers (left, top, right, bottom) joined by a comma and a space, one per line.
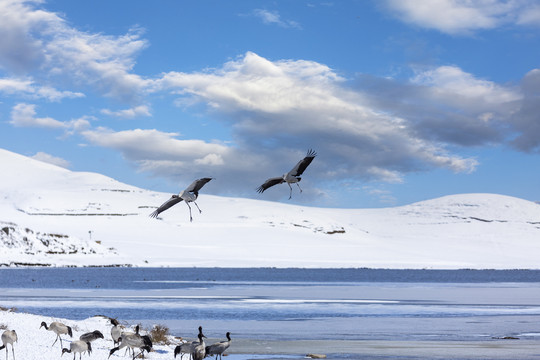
0, 306, 17, 312
150, 324, 171, 345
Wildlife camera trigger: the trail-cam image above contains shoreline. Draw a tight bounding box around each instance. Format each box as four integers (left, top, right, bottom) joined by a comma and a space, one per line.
2, 310, 540, 359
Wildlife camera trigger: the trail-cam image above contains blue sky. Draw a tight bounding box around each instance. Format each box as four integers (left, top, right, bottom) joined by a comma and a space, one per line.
1, 0, 539, 208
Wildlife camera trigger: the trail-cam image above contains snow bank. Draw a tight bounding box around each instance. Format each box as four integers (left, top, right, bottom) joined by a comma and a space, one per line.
0, 309, 181, 360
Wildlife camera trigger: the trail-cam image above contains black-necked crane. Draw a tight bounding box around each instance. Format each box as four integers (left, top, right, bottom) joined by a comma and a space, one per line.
79, 330, 104, 343
118, 324, 140, 357
173, 340, 192, 360
205, 332, 231, 360
108, 328, 152, 360
191, 332, 206, 360
174, 326, 205, 360
150, 178, 213, 222
61, 340, 91, 360
110, 318, 122, 346
40, 321, 73, 349
0, 329, 17, 360
257, 149, 317, 199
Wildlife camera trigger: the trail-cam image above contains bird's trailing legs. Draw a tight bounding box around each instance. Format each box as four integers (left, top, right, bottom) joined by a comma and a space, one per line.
186, 202, 193, 222
287, 183, 303, 200
193, 201, 202, 214
185, 201, 203, 222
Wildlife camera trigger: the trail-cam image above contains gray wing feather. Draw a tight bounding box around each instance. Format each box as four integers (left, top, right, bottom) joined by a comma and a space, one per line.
256, 177, 285, 193
288, 149, 316, 177
185, 177, 213, 193
149, 196, 183, 218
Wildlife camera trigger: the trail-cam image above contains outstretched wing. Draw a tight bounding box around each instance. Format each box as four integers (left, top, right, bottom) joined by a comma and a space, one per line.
288, 149, 317, 177
149, 196, 183, 218
185, 177, 213, 194
256, 177, 285, 193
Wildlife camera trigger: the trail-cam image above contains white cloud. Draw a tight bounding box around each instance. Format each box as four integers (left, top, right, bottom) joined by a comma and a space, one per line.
80, 127, 231, 163
412, 65, 522, 107
384, 0, 540, 35
252, 9, 301, 29
10, 103, 66, 128
101, 105, 152, 119
79, 127, 267, 190
31, 151, 70, 168
0, 77, 84, 101
0, 0, 150, 101
9, 103, 93, 133
153, 52, 478, 187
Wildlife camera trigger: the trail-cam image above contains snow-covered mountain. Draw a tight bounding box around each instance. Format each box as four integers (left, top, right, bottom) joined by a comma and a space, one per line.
1, 148, 539, 268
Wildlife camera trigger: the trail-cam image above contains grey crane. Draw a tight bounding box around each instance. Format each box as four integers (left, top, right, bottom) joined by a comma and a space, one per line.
174, 326, 206, 360
117, 324, 140, 357
110, 318, 122, 346
40, 321, 73, 349
150, 178, 213, 222
205, 332, 231, 360
79, 330, 104, 343
256, 149, 317, 199
108, 328, 152, 360
173, 340, 193, 360
191, 332, 206, 360
0, 329, 17, 360
61, 340, 91, 360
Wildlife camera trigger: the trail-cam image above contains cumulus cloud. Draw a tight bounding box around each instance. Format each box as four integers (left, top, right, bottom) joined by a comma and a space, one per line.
0, 0, 149, 102
79, 127, 267, 192
509, 68, 540, 152
9, 103, 92, 132
80, 128, 229, 162
152, 52, 481, 191
31, 151, 70, 168
0, 77, 84, 101
10, 103, 66, 128
354, 64, 522, 147
383, 0, 540, 35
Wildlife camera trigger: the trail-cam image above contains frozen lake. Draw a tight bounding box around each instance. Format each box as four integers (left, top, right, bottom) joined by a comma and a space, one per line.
1, 268, 540, 359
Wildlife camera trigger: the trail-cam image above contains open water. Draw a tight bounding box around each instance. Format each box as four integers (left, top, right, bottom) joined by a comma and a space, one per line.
1, 268, 540, 358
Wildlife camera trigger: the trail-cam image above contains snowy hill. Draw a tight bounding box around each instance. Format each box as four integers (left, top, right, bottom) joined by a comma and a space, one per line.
1, 148, 540, 268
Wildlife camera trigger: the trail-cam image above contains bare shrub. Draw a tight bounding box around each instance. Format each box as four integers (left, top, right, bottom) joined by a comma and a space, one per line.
150, 324, 171, 345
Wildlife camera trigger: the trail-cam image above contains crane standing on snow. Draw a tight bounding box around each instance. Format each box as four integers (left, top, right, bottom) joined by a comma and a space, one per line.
149, 178, 213, 222
0, 329, 17, 360
40, 321, 73, 349
257, 149, 317, 199
62, 340, 92, 360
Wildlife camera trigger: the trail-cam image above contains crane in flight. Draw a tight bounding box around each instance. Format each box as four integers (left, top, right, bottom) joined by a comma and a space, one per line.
256, 149, 317, 199
150, 178, 213, 222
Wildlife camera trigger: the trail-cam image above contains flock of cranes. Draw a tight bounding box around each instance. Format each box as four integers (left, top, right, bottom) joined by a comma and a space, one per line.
0, 320, 230, 360
150, 149, 317, 222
